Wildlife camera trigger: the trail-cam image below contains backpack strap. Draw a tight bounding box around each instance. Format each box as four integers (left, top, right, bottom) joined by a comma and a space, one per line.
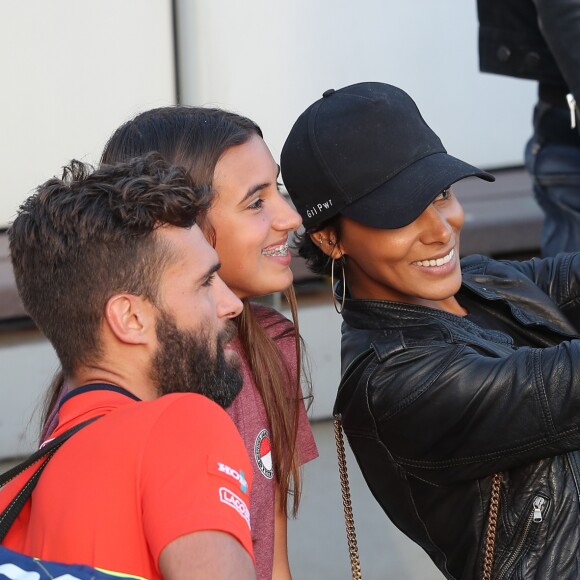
0, 416, 101, 542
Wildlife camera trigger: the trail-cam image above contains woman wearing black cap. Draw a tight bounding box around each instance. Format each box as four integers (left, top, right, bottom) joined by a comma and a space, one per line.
281, 82, 580, 580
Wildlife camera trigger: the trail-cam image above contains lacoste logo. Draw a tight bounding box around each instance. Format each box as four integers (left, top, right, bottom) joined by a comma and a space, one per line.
219, 487, 251, 529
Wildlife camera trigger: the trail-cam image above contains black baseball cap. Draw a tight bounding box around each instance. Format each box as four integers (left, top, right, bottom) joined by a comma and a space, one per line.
281, 82, 495, 230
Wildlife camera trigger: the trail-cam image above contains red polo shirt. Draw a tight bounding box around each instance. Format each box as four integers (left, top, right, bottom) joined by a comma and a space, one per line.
0, 385, 254, 579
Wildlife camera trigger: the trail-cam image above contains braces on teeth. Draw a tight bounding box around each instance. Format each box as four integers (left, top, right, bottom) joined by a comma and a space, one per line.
262, 243, 288, 257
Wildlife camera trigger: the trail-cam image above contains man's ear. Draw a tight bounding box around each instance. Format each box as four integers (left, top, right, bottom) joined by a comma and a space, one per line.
308, 226, 344, 259
105, 294, 155, 345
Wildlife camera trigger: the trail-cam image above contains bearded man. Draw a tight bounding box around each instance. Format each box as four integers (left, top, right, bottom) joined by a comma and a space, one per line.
1, 154, 256, 580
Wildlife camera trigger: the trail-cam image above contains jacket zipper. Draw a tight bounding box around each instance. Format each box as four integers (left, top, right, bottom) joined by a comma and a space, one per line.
495, 496, 546, 580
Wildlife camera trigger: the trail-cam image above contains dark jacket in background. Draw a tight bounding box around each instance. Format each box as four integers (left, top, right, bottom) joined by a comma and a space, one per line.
477, 0, 580, 103
337, 253, 580, 579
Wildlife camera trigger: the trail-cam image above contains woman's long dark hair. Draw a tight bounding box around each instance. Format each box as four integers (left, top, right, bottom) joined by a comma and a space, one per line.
41, 106, 309, 517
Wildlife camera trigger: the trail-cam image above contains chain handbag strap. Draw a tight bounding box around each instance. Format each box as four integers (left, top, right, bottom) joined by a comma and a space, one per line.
332, 348, 374, 580
334, 417, 363, 580
482, 473, 502, 580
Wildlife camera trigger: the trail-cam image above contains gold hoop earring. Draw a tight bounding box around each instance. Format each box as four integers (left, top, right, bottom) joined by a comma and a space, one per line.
331, 257, 346, 314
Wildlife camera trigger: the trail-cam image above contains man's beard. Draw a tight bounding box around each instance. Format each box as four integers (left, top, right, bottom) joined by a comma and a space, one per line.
150, 309, 243, 408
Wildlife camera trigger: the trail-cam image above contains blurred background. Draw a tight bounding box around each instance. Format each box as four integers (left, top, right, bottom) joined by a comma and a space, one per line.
0, 1, 541, 577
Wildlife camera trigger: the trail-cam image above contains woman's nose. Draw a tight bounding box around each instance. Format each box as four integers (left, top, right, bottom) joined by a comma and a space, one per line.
273, 195, 302, 231
419, 205, 453, 243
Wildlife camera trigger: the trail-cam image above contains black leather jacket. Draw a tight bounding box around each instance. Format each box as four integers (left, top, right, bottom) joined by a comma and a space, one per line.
477, 0, 580, 100
336, 253, 580, 579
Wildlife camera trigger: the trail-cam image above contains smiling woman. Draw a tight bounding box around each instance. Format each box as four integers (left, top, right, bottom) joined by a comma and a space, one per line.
280, 82, 580, 580
335, 191, 465, 314
210, 134, 301, 299
40, 107, 318, 580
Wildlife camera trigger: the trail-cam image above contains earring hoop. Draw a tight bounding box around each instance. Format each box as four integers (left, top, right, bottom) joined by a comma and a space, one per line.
331, 257, 346, 314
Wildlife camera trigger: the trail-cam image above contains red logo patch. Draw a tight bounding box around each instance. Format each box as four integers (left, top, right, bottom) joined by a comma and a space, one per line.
254, 428, 273, 479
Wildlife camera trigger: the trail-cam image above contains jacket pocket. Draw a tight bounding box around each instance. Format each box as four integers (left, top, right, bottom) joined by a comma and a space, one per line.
495, 493, 550, 580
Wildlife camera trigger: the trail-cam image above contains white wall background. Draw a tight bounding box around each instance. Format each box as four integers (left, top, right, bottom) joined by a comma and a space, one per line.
176, 0, 537, 170
0, 0, 176, 227
0, 333, 58, 457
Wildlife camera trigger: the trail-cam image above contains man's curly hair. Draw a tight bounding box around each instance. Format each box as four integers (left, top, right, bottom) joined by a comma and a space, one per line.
9, 152, 211, 375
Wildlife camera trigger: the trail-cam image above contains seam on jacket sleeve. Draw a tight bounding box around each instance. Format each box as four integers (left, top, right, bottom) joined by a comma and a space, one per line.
533, 347, 556, 434
394, 427, 579, 469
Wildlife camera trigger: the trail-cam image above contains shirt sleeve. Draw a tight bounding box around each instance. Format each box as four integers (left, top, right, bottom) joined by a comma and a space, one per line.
139, 394, 254, 566
358, 337, 580, 485
295, 395, 319, 466
497, 253, 580, 329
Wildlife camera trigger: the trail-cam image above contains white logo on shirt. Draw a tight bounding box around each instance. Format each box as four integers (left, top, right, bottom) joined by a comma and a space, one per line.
219, 487, 251, 529
217, 462, 248, 493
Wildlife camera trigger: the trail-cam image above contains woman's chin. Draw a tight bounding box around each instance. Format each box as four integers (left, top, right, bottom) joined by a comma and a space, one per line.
236, 272, 294, 300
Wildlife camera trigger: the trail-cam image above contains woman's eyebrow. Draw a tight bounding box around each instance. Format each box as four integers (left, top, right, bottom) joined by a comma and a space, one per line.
238, 182, 269, 205
237, 165, 281, 205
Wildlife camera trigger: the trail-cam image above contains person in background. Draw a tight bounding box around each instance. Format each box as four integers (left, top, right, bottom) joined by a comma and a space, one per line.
42, 107, 318, 580
478, 0, 580, 256
281, 81, 580, 579
1, 154, 255, 579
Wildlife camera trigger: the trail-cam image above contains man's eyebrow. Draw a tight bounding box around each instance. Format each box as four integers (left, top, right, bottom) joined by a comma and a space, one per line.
198, 262, 221, 284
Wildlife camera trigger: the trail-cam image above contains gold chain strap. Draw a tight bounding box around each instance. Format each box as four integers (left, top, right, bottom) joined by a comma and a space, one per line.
334, 417, 363, 580
482, 473, 502, 580
335, 407, 500, 580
